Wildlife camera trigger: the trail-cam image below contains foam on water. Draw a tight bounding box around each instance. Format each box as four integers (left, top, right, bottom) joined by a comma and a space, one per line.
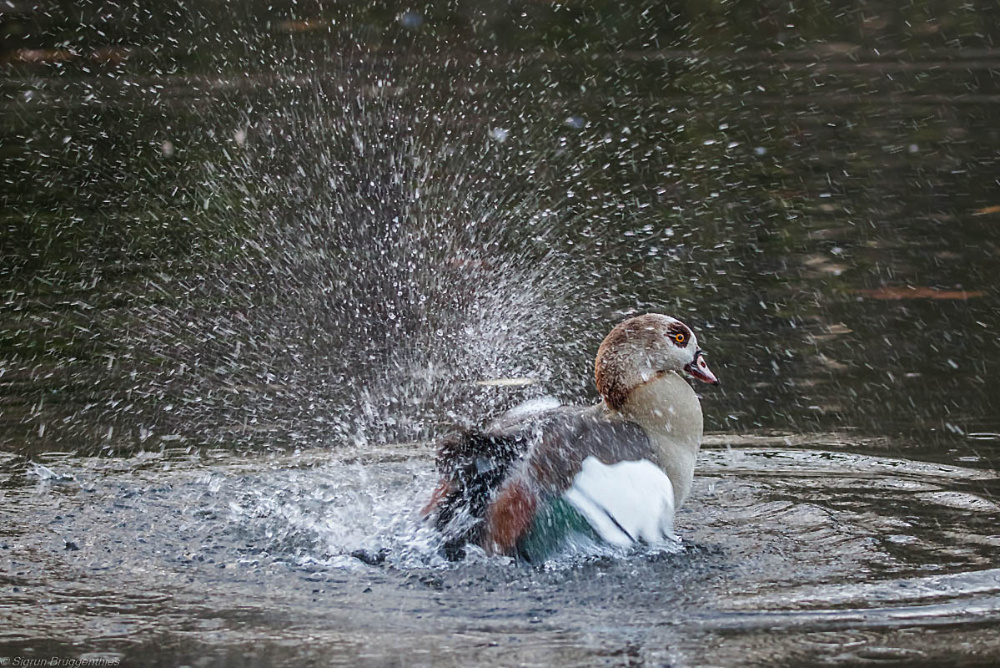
3, 439, 1000, 664
221, 457, 451, 570
219, 453, 679, 572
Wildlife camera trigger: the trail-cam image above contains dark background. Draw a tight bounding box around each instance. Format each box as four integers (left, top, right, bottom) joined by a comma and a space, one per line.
2, 0, 999, 462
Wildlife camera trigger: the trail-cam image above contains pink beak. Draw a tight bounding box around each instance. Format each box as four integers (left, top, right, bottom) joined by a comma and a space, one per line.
684, 350, 719, 386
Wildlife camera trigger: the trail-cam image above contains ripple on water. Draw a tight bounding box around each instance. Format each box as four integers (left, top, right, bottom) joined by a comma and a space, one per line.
1, 442, 998, 665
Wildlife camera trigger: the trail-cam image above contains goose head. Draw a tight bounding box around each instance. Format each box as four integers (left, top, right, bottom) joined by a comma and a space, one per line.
594, 313, 719, 411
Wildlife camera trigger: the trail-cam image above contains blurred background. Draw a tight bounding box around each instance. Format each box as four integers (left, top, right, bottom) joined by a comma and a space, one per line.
4, 4, 1000, 667
2, 1, 999, 462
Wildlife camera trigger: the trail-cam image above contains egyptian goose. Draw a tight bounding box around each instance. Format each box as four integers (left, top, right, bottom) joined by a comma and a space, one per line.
422, 313, 719, 560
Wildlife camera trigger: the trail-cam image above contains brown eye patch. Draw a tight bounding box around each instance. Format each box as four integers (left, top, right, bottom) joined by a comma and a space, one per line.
667, 323, 692, 347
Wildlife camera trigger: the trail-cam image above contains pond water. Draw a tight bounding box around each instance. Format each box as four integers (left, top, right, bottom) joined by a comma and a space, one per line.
2, 1, 1000, 665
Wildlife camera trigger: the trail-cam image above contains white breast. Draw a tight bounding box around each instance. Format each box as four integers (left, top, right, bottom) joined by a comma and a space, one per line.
563, 456, 676, 546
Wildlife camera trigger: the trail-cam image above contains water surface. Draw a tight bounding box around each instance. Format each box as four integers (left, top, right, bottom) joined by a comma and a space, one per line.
2, 1, 1000, 665
3, 441, 1000, 666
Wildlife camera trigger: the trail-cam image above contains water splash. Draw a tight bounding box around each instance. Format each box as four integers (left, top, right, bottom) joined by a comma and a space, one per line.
111, 77, 615, 451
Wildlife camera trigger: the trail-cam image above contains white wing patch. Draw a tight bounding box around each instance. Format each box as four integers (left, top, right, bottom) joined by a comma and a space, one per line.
563, 456, 676, 546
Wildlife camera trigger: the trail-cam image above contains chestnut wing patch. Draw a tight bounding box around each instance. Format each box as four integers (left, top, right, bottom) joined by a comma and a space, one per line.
427, 408, 654, 559
429, 427, 532, 559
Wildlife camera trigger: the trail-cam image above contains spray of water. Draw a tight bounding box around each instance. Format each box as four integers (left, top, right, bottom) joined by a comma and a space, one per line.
116, 73, 613, 451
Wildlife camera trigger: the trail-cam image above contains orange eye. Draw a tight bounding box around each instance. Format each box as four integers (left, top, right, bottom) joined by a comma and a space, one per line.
674, 333, 685, 343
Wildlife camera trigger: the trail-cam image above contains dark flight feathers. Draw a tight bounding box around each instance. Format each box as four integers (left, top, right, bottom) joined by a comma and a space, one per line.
429, 407, 655, 559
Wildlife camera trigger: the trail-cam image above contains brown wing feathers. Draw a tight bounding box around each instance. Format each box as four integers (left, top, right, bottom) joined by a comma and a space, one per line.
425, 409, 655, 559
425, 427, 531, 560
